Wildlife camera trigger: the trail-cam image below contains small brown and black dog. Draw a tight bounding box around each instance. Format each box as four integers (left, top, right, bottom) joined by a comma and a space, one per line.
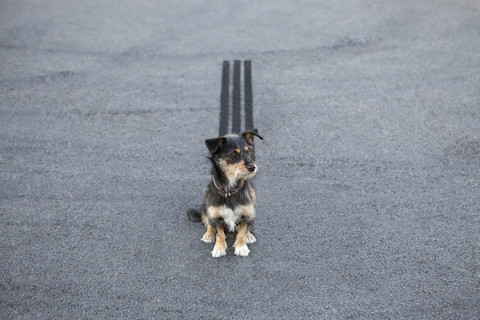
187, 129, 263, 257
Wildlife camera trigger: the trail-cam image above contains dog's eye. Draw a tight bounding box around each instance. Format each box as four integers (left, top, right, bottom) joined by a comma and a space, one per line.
231, 152, 239, 158
246, 148, 251, 154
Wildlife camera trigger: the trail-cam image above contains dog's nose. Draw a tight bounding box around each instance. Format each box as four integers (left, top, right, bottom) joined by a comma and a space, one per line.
247, 164, 256, 172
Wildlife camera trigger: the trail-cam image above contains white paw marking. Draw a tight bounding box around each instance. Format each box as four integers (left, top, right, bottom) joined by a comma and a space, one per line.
245, 233, 257, 244
201, 233, 214, 243
211, 249, 227, 258
234, 245, 250, 256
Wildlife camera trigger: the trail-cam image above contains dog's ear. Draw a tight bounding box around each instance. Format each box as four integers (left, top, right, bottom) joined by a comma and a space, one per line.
205, 137, 225, 155
241, 129, 263, 145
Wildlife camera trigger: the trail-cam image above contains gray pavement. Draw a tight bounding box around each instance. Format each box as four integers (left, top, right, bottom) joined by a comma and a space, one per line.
1, 0, 480, 319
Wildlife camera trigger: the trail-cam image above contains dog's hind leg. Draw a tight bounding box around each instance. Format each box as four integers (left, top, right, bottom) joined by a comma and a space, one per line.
201, 225, 215, 243
200, 213, 215, 243
245, 231, 257, 244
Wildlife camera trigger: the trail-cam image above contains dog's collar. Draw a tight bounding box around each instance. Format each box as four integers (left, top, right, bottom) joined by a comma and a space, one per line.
212, 177, 245, 198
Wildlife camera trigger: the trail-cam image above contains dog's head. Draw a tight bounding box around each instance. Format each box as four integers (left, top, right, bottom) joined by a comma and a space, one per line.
205, 129, 263, 184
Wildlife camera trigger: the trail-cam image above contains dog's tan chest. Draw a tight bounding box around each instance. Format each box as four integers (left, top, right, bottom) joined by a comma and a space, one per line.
207, 204, 255, 232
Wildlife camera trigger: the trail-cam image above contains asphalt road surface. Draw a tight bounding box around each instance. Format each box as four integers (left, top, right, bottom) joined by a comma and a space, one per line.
1, 0, 480, 319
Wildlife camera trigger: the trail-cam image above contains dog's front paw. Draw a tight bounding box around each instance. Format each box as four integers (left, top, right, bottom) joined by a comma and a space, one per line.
201, 232, 215, 243
245, 232, 257, 244
234, 245, 250, 256
211, 249, 227, 258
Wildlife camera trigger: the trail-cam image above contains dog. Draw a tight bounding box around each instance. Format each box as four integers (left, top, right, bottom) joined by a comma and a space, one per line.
187, 129, 263, 257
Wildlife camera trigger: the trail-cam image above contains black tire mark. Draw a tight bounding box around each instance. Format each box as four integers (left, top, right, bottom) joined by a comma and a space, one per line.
219, 61, 230, 136
232, 60, 242, 133
218, 60, 254, 136
244, 60, 253, 130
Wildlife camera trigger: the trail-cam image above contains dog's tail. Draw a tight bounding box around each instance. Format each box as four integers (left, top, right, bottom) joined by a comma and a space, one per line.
186, 208, 202, 222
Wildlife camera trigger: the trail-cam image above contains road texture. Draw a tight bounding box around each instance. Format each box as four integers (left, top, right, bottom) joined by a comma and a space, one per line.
1, 0, 480, 319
